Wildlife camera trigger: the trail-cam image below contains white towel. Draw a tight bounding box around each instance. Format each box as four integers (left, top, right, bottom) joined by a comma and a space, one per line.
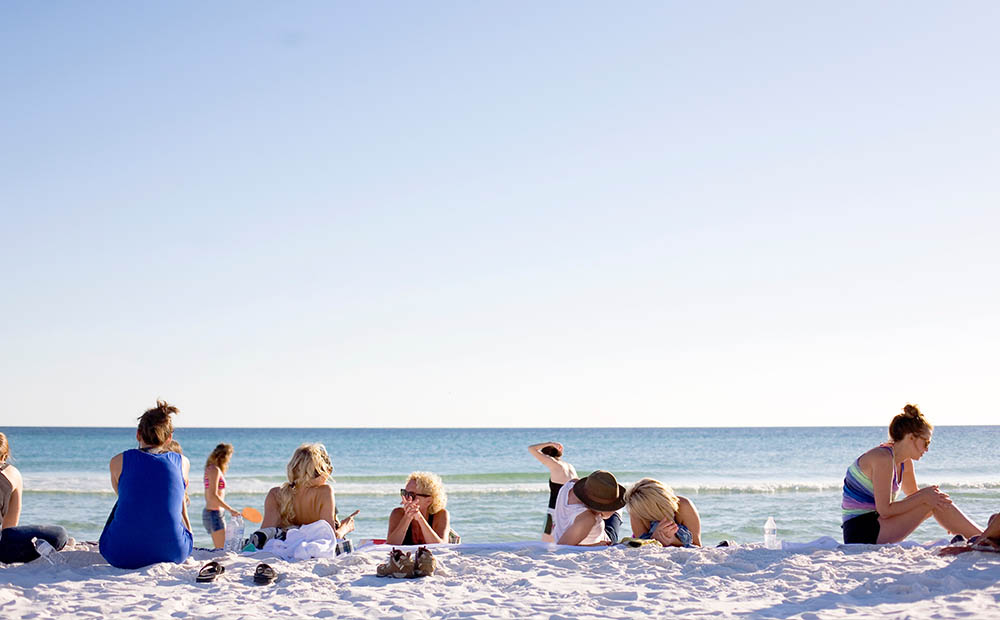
262, 520, 342, 561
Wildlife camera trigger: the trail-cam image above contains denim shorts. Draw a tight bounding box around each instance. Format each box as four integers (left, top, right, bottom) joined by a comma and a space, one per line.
202, 508, 225, 534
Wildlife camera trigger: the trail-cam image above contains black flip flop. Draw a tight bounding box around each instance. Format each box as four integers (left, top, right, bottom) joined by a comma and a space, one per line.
196, 561, 225, 583
253, 562, 277, 585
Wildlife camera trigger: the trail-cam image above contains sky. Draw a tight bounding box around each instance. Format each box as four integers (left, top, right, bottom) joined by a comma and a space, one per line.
1, 2, 998, 428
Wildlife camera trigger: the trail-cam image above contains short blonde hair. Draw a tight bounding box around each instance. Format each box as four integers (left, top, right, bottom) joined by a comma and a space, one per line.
624, 478, 679, 524
407, 471, 447, 514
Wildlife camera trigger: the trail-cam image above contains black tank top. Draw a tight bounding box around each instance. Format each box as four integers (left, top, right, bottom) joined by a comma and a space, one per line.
402, 511, 436, 545
547, 479, 563, 509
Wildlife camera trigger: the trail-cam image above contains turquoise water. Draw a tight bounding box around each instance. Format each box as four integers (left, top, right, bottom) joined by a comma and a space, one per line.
4, 426, 999, 548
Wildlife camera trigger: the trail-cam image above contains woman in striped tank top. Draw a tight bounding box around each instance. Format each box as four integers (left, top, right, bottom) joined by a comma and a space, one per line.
841, 404, 982, 544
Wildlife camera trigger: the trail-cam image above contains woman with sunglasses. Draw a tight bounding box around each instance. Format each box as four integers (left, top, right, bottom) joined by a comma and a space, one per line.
259, 443, 356, 540
841, 403, 981, 544
386, 471, 450, 545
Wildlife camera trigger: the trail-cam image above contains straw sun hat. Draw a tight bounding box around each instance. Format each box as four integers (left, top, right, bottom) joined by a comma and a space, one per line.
574, 470, 626, 512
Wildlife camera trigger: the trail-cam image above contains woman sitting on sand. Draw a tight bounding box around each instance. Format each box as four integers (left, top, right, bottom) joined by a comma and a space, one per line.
386, 471, 452, 545
0, 432, 70, 563
257, 443, 356, 543
203, 443, 240, 549
552, 470, 626, 546
841, 403, 982, 544
99, 401, 194, 569
624, 478, 702, 547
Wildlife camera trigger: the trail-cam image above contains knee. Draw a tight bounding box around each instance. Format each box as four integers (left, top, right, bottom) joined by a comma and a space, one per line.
50, 526, 69, 551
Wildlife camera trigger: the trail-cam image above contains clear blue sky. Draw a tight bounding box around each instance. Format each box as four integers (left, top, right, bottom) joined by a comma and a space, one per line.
2, 2, 998, 427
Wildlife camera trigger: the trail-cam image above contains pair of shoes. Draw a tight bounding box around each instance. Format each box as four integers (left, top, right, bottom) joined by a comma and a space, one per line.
376, 547, 436, 578
195, 561, 278, 584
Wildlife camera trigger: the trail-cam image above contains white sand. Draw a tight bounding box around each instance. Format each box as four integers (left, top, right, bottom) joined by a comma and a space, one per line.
2, 540, 1000, 619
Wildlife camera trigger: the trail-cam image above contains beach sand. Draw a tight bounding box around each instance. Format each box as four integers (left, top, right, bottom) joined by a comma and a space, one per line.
2, 540, 1000, 619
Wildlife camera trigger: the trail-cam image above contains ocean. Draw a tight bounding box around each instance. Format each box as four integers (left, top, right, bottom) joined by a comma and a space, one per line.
5, 426, 999, 548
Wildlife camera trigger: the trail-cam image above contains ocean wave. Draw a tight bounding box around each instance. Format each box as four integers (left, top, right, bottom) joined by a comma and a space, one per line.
23, 479, 1000, 497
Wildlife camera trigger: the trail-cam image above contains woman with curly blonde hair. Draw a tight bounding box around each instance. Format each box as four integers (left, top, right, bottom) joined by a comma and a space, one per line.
260, 444, 356, 540
624, 478, 702, 547
386, 471, 451, 545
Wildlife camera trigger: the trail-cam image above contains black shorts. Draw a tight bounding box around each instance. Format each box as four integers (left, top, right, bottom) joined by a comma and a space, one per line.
842, 512, 880, 544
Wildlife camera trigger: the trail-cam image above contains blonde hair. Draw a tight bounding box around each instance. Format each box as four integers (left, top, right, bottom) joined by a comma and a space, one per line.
205, 443, 234, 473
624, 478, 680, 525
0, 432, 8, 462
407, 471, 447, 514
277, 443, 333, 525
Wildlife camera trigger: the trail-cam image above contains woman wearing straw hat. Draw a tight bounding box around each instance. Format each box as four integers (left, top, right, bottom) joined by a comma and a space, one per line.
552, 470, 626, 546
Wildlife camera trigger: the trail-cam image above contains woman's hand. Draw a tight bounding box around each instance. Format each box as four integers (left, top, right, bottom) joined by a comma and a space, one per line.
229, 508, 241, 517
652, 520, 680, 546
402, 497, 422, 521
918, 486, 952, 508
338, 514, 356, 536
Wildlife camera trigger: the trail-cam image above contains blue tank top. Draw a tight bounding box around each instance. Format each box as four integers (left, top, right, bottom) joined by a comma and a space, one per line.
99, 449, 193, 569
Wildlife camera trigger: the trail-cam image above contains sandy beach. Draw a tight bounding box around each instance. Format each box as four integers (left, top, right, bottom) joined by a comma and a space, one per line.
3, 540, 999, 619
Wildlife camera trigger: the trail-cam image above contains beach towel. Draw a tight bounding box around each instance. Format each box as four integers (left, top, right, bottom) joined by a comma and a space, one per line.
262, 520, 351, 561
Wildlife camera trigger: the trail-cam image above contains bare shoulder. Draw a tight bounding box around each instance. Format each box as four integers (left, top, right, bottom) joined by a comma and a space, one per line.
676, 495, 696, 511
2, 463, 22, 486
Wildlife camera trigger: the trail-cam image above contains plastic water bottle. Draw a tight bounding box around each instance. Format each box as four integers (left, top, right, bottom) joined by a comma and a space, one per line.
224, 514, 245, 552
32, 538, 66, 565
763, 516, 779, 549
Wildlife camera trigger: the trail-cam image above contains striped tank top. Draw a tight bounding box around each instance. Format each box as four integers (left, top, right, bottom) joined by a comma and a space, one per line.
841, 444, 902, 523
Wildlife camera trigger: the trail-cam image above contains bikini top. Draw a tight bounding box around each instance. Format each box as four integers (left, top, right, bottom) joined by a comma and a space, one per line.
204, 471, 226, 491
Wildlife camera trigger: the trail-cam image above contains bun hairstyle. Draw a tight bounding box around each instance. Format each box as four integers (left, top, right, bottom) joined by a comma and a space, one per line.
540, 445, 562, 458
205, 443, 234, 472
277, 443, 333, 526
889, 403, 932, 441
137, 400, 178, 447
0, 432, 9, 462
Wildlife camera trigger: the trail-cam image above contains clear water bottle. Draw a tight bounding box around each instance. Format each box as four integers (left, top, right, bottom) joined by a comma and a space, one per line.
224, 514, 245, 552
32, 537, 66, 565
763, 516, 779, 549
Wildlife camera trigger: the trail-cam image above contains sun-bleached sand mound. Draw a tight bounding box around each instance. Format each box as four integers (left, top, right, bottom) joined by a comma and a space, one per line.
2, 541, 999, 619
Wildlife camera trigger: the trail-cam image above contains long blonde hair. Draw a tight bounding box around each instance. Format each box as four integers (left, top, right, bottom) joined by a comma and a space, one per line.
407, 471, 447, 514
205, 443, 234, 473
277, 443, 333, 525
624, 478, 680, 525
0, 432, 9, 462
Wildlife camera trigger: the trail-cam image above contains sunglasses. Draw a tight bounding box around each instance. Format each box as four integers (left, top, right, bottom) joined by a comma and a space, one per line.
400, 489, 431, 500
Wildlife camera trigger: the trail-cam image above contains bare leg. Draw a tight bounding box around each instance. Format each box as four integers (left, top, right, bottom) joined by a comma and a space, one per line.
877, 504, 933, 543
982, 513, 1000, 540
931, 503, 982, 538
211, 528, 226, 549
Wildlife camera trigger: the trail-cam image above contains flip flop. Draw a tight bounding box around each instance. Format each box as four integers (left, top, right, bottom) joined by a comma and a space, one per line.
254, 562, 277, 585
196, 561, 225, 583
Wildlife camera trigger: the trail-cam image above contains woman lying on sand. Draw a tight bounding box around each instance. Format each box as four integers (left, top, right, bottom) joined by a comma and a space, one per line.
552, 470, 626, 546
624, 478, 702, 547
0, 433, 70, 563
203, 443, 240, 549
256, 443, 356, 545
99, 401, 194, 569
386, 471, 452, 545
841, 403, 982, 544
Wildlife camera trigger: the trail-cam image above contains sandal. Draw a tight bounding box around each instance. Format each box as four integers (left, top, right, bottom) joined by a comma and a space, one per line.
253, 562, 277, 585
196, 561, 225, 583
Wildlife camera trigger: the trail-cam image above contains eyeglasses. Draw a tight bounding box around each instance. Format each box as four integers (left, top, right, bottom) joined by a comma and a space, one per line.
400, 489, 431, 500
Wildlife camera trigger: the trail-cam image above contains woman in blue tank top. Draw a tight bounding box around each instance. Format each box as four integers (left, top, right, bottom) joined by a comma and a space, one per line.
99, 400, 193, 569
